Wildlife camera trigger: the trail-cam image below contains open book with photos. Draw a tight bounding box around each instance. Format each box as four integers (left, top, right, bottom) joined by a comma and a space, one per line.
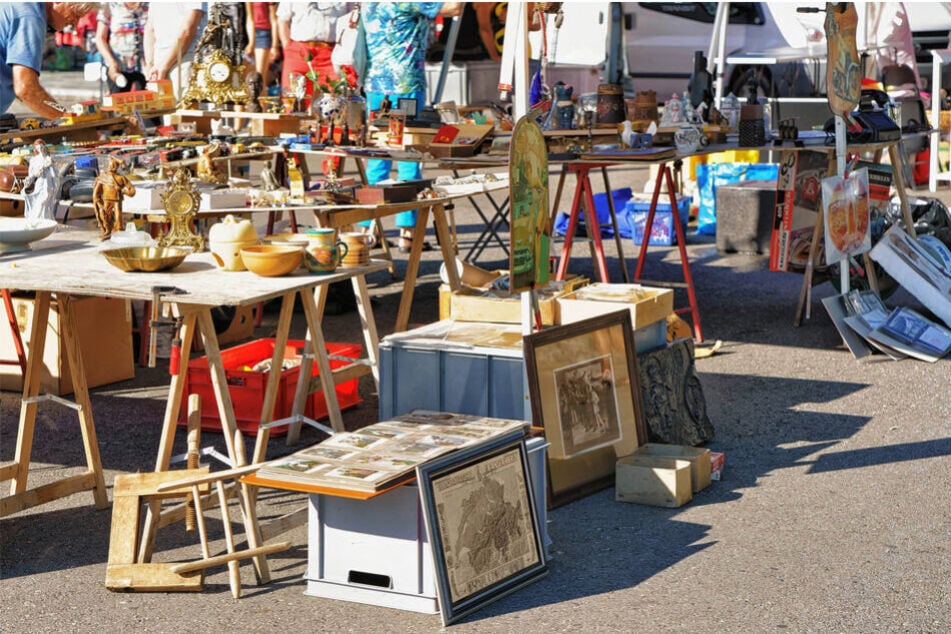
253, 411, 529, 494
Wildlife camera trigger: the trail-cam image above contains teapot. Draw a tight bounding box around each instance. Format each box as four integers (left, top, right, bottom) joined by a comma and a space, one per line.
208, 214, 259, 271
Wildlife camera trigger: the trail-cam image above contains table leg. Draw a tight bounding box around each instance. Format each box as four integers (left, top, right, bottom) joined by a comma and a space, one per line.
59, 295, 108, 509
2, 293, 108, 517
579, 170, 611, 283
7, 291, 50, 498
394, 204, 433, 332
253, 293, 297, 463
286, 286, 328, 445
555, 170, 587, 280
194, 308, 248, 467
352, 273, 381, 388
154, 311, 197, 472
601, 166, 631, 283
299, 287, 345, 433
888, 143, 917, 238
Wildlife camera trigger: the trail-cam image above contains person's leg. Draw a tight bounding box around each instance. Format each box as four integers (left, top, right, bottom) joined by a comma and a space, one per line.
254, 28, 271, 86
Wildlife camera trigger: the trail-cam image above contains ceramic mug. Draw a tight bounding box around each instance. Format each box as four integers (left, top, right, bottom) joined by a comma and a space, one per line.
304, 228, 349, 274
339, 231, 370, 267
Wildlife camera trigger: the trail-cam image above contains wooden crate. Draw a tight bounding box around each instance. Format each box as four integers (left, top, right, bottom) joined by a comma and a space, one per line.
557, 283, 673, 329
615, 454, 692, 508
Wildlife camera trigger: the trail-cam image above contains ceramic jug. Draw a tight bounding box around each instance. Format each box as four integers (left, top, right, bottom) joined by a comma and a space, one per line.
304, 228, 349, 274
208, 214, 259, 271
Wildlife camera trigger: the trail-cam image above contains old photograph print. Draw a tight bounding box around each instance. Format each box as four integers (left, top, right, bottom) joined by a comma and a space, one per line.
553, 354, 622, 456
431, 447, 540, 603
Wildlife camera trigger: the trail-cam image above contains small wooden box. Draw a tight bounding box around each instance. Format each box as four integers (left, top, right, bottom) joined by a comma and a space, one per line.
557, 283, 673, 329
427, 123, 494, 158
439, 276, 587, 325
354, 184, 418, 204
635, 443, 711, 492
615, 454, 692, 507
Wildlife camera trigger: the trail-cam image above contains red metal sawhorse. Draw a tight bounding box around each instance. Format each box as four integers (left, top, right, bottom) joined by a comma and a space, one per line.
553, 162, 631, 284
551, 159, 703, 342
633, 161, 704, 342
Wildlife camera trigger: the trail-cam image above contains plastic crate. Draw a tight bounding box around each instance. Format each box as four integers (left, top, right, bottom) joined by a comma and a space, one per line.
626, 196, 691, 246
182, 339, 362, 436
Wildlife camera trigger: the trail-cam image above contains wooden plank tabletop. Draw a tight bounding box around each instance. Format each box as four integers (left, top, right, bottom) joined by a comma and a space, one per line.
0, 228, 389, 306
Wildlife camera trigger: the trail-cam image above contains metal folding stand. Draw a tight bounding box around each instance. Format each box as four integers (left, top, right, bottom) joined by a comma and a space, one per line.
632, 160, 704, 343
458, 171, 510, 262
553, 162, 631, 283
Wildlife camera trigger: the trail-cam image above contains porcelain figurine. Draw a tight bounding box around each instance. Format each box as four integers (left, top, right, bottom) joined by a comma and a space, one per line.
22, 139, 59, 222
660, 93, 684, 127
92, 157, 136, 240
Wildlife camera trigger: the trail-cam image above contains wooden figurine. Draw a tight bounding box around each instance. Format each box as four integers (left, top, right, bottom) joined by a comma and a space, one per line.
196, 142, 228, 184
92, 157, 136, 240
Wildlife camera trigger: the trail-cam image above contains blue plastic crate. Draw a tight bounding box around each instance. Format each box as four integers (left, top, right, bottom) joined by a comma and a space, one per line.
626, 196, 691, 246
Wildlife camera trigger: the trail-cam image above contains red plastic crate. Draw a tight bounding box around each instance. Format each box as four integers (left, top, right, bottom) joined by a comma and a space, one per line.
181, 338, 362, 436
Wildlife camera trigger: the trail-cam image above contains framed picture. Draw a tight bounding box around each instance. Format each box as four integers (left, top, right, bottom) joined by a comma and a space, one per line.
524, 310, 647, 503
417, 430, 547, 626
397, 97, 418, 118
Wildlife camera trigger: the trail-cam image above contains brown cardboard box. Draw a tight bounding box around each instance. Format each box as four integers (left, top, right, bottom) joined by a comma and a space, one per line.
557, 283, 673, 329
0, 295, 135, 395
615, 454, 693, 507
635, 443, 711, 492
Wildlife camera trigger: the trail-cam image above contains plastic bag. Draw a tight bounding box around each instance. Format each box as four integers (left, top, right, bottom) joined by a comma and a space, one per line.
331, 8, 366, 87
695, 162, 779, 236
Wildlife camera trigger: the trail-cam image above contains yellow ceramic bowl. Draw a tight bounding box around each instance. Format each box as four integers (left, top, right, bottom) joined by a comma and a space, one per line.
240, 244, 303, 277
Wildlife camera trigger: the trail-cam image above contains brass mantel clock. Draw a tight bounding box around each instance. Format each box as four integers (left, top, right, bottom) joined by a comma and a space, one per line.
178, 5, 249, 108
179, 49, 248, 108
157, 168, 204, 251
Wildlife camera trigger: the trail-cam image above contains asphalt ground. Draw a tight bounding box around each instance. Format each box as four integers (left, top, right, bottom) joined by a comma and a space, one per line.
1, 72, 949, 633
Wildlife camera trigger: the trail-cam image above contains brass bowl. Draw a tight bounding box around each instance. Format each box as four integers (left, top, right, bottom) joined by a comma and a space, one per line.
102, 246, 189, 272
240, 244, 303, 277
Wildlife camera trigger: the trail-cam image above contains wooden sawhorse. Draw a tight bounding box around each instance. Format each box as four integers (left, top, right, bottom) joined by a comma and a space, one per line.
0, 293, 109, 517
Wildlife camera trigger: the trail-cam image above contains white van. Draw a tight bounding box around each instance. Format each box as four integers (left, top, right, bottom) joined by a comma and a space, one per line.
530, 2, 951, 100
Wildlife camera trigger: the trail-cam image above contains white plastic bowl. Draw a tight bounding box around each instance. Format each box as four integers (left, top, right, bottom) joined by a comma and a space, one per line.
0, 218, 58, 255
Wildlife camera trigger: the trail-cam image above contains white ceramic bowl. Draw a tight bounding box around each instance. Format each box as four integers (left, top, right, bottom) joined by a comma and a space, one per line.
0, 218, 58, 255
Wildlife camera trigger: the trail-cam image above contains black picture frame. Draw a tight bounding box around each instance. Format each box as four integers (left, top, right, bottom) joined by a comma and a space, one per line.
417, 430, 547, 625
397, 97, 419, 118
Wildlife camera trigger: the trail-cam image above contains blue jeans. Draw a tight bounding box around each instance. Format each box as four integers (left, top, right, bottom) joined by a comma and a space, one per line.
363, 90, 425, 230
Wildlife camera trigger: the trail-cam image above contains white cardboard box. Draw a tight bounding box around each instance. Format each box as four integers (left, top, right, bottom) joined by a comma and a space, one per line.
126, 185, 248, 212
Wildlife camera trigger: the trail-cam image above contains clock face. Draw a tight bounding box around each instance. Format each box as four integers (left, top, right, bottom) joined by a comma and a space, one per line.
208, 61, 231, 83
166, 190, 195, 215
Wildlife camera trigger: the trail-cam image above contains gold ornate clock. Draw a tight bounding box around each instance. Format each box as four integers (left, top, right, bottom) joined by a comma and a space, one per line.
157, 168, 204, 251
179, 49, 249, 109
